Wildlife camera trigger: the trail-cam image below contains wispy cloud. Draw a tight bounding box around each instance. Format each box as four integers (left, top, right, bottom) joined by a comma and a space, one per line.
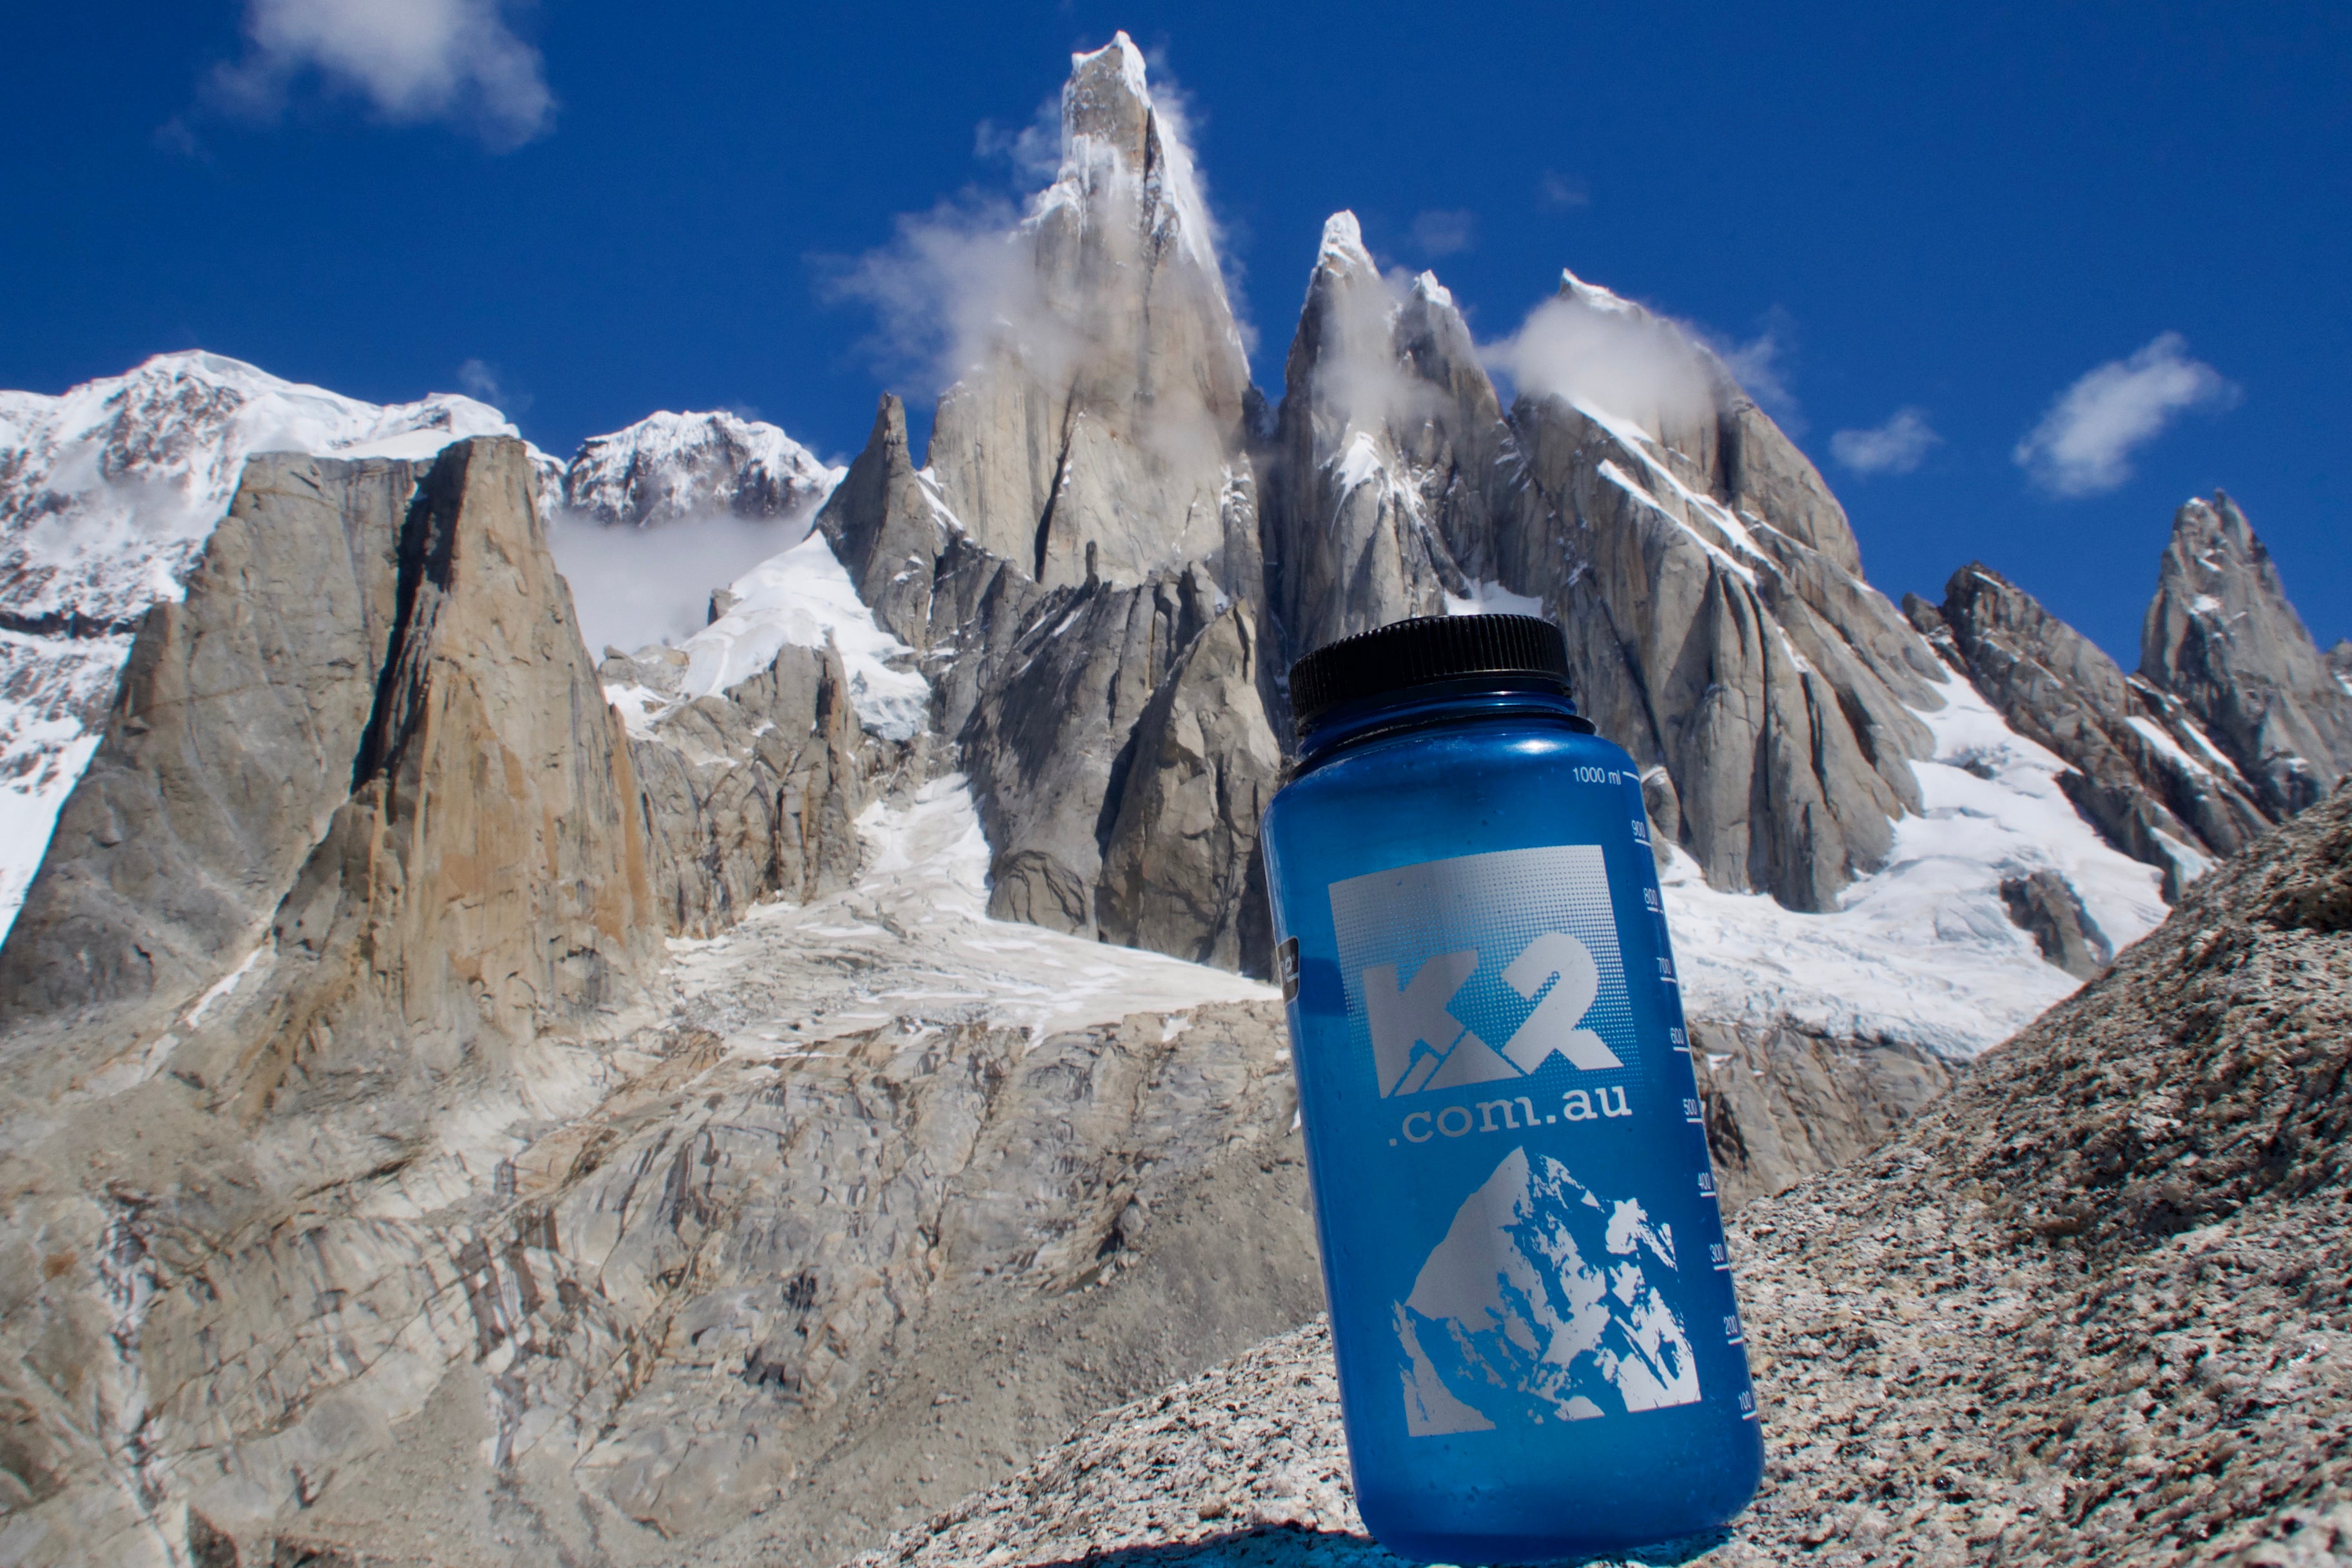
823, 42, 1250, 391
1481, 280, 1809, 441
2014, 333, 2239, 497
1707, 315, 1801, 432
205, 0, 554, 151
973, 93, 1061, 183
456, 358, 529, 415
1482, 294, 1717, 435
1409, 208, 1476, 258
1536, 171, 1590, 210
1831, 407, 1940, 475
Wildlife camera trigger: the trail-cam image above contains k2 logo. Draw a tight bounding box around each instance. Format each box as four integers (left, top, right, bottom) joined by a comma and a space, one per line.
1367, 931, 1623, 1097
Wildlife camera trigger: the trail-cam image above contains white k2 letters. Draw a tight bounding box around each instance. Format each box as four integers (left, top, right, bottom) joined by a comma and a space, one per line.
1367, 931, 1622, 1097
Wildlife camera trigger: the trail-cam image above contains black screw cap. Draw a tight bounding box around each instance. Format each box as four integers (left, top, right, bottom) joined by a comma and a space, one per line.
1288, 614, 1572, 734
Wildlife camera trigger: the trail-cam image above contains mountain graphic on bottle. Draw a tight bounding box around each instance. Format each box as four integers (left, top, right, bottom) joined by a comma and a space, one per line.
1395, 1146, 1701, 1436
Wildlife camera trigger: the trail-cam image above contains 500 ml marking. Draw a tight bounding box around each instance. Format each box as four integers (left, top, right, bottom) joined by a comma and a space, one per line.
1391, 1086, 1632, 1145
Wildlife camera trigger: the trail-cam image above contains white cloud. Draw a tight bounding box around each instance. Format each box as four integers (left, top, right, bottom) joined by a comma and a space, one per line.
1536, 171, 1591, 210
1409, 208, 1476, 258
1700, 309, 1802, 433
825, 45, 1248, 395
1482, 294, 1717, 435
2014, 333, 2240, 497
821, 193, 1039, 393
974, 95, 1061, 183
1482, 284, 1810, 442
550, 511, 819, 659
208, 0, 554, 151
1831, 407, 1940, 475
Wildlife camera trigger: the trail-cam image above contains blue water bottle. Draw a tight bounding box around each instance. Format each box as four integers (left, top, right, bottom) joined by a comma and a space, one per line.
1260, 615, 1762, 1563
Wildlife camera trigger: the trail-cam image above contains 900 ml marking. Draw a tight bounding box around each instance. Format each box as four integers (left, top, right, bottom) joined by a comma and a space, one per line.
1391, 1086, 1633, 1146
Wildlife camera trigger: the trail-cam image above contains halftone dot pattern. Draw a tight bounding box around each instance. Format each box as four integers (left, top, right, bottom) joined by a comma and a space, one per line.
1328, 845, 1639, 1095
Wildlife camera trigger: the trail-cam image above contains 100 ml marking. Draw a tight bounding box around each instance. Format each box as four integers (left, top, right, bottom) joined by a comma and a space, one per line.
1390, 1086, 1633, 1145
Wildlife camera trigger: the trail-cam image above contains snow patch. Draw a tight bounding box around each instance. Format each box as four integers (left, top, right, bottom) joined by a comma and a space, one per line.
667, 532, 930, 741
1442, 580, 1546, 618
1665, 672, 2168, 1057
665, 774, 1275, 1050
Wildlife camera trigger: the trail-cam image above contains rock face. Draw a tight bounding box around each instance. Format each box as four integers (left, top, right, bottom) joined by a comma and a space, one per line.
202, 436, 658, 1121
814, 36, 1284, 974
560, 409, 839, 528
2141, 493, 2352, 818
923, 35, 1257, 596
1262, 216, 1502, 660
0, 435, 672, 1567
1907, 562, 2273, 898
606, 639, 868, 939
815, 396, 950, 649
1910, 496, 2352, 908
0, 454, 422, 1039
1687, 1021, 1954, 1213
1261, 245, 1945, 912
853, 781, 2352, 1568
0, 352, 516, 941
1097, 602, 1282, 971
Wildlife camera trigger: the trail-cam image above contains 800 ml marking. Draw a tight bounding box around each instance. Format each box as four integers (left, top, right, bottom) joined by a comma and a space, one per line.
1390, 1086, 1633, 1145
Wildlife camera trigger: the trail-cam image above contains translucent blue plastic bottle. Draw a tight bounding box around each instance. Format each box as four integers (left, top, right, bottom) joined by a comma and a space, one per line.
1260, 615, 1761, 1563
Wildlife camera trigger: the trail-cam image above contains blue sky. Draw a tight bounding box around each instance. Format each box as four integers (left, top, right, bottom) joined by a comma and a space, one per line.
3, 1, 2345, 663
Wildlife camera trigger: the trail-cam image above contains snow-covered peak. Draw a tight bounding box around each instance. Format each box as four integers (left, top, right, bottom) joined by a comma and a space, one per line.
1317, 211, 1376, 275
1075, 30, 1151, 99
0, 350, 529, 945
1049, 31, 1224, 287
0, 350, 517, 623
559, 409, 842, 529
602, 530, 930, 744
1411, 271, 1456, 310
1556, 266, 1643, 318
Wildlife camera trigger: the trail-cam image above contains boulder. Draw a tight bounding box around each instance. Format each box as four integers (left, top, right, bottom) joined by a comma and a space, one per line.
1997, 868, 2113, 979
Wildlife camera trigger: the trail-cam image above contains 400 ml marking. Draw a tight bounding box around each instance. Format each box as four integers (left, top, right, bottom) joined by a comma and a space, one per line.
1390, 1086, 1634, 1146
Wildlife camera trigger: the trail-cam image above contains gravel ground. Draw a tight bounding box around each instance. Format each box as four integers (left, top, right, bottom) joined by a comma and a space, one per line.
848, 785, 2352, 1568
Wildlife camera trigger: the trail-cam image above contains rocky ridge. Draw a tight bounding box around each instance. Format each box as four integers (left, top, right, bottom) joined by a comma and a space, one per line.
560, 409, 841, 530
0, 353, 518, 938
2, 30, 2348, 1568
852, 781, 2352, 1568
1909, 492, 2352, 904
0, 438, 1309, 1568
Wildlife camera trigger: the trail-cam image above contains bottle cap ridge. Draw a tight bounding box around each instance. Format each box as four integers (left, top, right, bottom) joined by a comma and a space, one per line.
1288, 614, 1573, 734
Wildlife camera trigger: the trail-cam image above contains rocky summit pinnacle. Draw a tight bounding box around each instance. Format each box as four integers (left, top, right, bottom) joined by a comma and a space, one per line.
923, 32, 1258, 594
2142, 492, 2352, 816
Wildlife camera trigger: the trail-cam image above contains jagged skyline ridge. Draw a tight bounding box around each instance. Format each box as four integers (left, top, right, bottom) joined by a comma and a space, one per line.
5, 10, 2346, 665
